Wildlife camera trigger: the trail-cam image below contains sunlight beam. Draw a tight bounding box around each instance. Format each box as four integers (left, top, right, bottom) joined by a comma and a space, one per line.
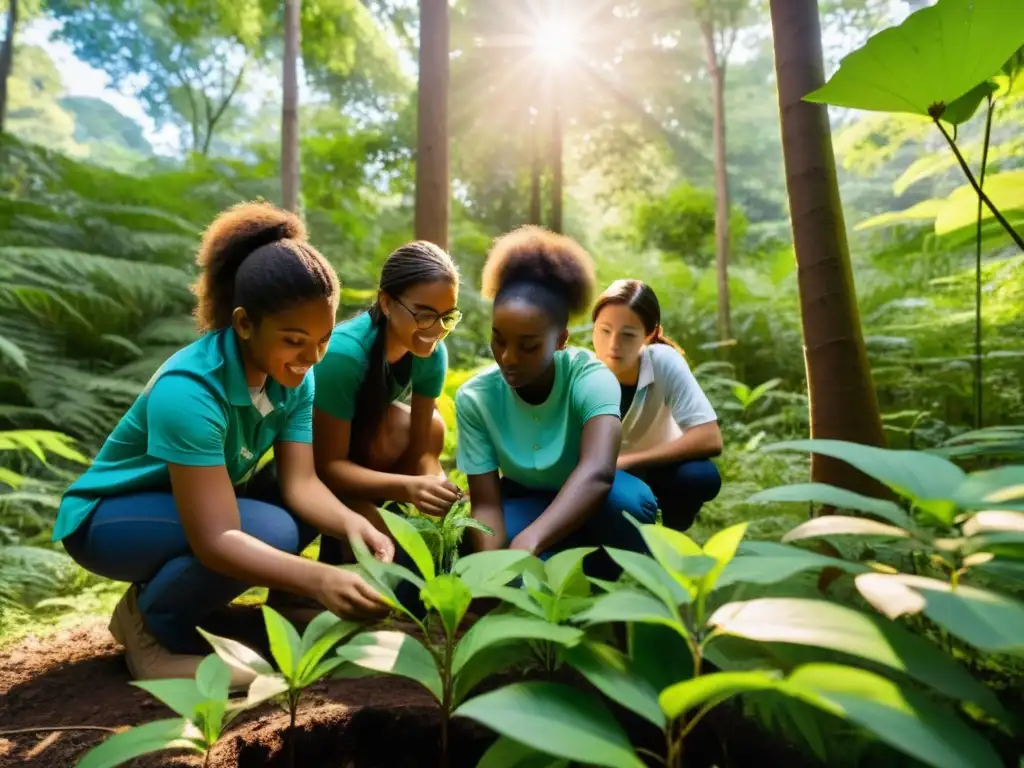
533, 17, 578, 69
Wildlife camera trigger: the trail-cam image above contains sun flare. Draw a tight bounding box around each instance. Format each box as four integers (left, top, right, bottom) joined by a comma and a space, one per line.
533, 17, 577, 67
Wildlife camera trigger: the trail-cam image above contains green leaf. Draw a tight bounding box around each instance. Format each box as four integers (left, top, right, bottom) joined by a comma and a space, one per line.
604, 547, 688, 608
245, 674, 290, 708
335, 630, 443, 702
197, 628, 275, 678
131, 679, 205, 720
475, 584, 548, 619
544, 547, 596, 595
452, 642, 534, 707
784, 664, 1003, 768
628, 622, 694, 693
699, 522, 748, 595
708, 597, 1008, 720
297, 614, 364, 685
451, 549, 534, 591
855, 573, 1024, 655
421, 573, 473, 639
963, 510, 1024, 536
378, 506, 436, 580
454, 682, 644, 768
576, 589, 681, 629
635, 524, 716, 595
193, 699, 227, 745
195, 654, 232, 703
763, 439, 964, 523
803, 0, 1024, 123
262, 605, 302, 680
349, 537, 418, 618
953, 465, 1024, 508
0, 335, 28, 371
660, 670, 781, 720
942, 80, 998, 124
74, 718, 205, 768
746, 482, 912, 528
715, 540, 869, 590
563, 641, 665, 728
934, 171, 1024, 235
477, 736, 571, 768
782, 516, 911, 543
452, 615, 582, 676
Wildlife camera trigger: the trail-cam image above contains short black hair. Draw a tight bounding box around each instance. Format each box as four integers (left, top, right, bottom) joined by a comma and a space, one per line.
191, 201, 339, 331
481, 225, 596, 327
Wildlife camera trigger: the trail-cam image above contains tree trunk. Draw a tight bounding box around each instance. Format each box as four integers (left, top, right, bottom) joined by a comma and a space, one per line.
769, 0, 888, 495
702, 20, 731, 343
529, 115, 542, 226
415, 0, 450, 249
550, 103, 563, 234
282, 0, 301, 212
0, 0, 18, 137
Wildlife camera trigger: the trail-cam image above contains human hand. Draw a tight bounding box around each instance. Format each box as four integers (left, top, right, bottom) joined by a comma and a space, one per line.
346, 514, 395, 563
616, 452, 639, 472
405, 474, 464, 516
313, 567, 391, 619
508, 527, 542, 556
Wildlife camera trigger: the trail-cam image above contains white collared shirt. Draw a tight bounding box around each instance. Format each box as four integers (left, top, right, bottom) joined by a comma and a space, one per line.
620, 344, 718, 454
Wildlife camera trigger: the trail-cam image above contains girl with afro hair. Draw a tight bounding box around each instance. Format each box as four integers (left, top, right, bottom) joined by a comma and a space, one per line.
454, 226, 657, 572
53, 202, 393, 687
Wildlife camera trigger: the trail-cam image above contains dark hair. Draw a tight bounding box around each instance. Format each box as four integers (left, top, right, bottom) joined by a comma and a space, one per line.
592, 279, 685, 355
191, 201, 339, 332
481, 225, 596, 327
350, 241, 459, 462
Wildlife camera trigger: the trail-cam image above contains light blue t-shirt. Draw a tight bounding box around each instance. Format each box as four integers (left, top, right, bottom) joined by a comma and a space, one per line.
52, 328, 314, 541
455, 347, 621, 490
313, 311, 449, 421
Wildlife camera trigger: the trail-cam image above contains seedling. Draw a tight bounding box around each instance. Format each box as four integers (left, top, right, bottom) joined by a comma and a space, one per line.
74, 655, 239, 768
395, 499, 494, 574
339, 507, 584, 767
200, 606, 364, 768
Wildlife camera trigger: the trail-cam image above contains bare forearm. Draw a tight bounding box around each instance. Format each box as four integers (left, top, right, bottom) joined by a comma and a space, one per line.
282, 479, 359, 540
321, 459, 410, 504
471, 503, 506, 551
529, 467, 615, 552
625, 425, 723, 469
198, 531, 327, 598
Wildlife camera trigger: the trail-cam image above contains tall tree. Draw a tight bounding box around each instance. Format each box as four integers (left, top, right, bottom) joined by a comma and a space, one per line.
282, 0, 301, 212
0, 0, 17, 136
415, 0, 450, 249
769, 0, 887, 494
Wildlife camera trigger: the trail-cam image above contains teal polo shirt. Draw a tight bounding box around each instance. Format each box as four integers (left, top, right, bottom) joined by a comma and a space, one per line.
454, 347, 621, 490
52, 328, 314, 542
313, 311, 449, 421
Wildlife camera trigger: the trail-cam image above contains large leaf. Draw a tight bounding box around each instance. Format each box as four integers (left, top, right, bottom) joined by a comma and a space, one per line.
74, 718, 205, 768
131, 679, 206, 720
544, 546, 595, 596
475, 584, 548, 619
855, 573, 1024, 655
708, 597, 1007, 720
262, 605, 302, 680
194, 654, 232, 703
335, 630, 443, 702
934, 171, 1024, 235
747, 482, 912, 528
636, 524, 715, 596
575, 588, 681, 629
699, 522, 748, 597
660, 670, 781, 720
782, 516, 911, 544
349, 537, 420, 618
454, 682, 644, 768
245, 674, 290, 708
452, 642, 534, 707
784, 664, 1003, 768
477, 736, 570, 768
378, 506, 436, 580
452, 615, 582, 676
452, 549, 535, 591
297, 613, 364, 684
604, 547, 689, 609
762, 440, 964, 522
628, 622, 694, 694
803, 0, 1024, 123
715, 540, 869, 590
197, 628, 275, 678
563, 641, 665, 728
421, 573, 473, 639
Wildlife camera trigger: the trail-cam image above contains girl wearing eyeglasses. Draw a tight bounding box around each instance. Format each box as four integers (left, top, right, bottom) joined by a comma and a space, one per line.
310, 241, 464, 566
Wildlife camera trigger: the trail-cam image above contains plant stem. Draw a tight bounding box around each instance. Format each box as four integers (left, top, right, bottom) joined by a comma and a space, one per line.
934, 118, 1024, 252
973, 95, 995, 429
288, 700, 298, 768
0, 725, 119, 735
440, 638, 454, 768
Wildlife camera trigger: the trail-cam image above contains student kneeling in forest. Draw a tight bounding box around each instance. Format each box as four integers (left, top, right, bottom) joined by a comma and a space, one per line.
454, 227, 657, 572
52, 202, 394, 684
592, 279, 723, 530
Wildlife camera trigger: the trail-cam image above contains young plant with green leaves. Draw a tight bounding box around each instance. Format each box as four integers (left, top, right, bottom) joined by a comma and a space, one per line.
462, 520, 1008, 768
397, 499, 494, 574
200, 606, 365, 767
75, 655, 239, 768
337, 507, 584, 767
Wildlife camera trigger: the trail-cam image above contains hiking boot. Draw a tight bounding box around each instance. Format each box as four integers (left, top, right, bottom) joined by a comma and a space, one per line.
264, 589, 327, 628
109, 585, 255, 691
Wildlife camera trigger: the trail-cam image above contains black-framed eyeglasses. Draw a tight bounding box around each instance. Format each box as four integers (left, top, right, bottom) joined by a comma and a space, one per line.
394, 297, 463, 333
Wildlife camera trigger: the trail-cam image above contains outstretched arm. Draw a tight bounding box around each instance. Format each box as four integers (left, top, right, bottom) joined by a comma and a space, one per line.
619, 420, 722, 471
466, 470, 506, 551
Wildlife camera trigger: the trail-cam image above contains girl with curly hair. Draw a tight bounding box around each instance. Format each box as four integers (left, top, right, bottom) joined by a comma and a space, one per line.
592, 280, 723, 531
454, 227, 657, 571
53, 202, 393, 686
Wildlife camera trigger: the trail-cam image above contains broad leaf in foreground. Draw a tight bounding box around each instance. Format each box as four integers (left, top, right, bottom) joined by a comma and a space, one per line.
74, 718, 205, 768
715, 540, 868, 590
452, 614, 582, 676
563, 641, 665, 728
335, 630, 443, 702
476, 736, 570, 768
782, 516, 910, 543
746, 482, 912, 528
659, 670, 781, 720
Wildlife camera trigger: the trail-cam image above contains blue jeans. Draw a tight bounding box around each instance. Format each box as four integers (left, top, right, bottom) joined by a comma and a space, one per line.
630, 459, 722, 531
501, 470, 658, 579
62, 471, 316, 654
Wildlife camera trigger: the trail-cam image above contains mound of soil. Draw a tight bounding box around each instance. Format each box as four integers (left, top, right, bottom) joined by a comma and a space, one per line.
0, 606, 820, 768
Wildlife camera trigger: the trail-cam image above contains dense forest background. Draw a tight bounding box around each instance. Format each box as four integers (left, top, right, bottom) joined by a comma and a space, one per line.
0, 0, 1022, 640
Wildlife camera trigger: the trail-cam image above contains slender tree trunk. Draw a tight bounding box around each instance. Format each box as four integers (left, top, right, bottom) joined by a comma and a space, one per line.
0, 0, 18, 138
550, 103, 563, 234
415, 0, 450, 249
769, 0, 888, 495
702, 20, 731, 343
529, 115, 542, 225
282, 0, 301, 212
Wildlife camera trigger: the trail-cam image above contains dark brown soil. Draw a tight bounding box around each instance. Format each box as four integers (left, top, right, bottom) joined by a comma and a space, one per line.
0, 607, 823, 768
